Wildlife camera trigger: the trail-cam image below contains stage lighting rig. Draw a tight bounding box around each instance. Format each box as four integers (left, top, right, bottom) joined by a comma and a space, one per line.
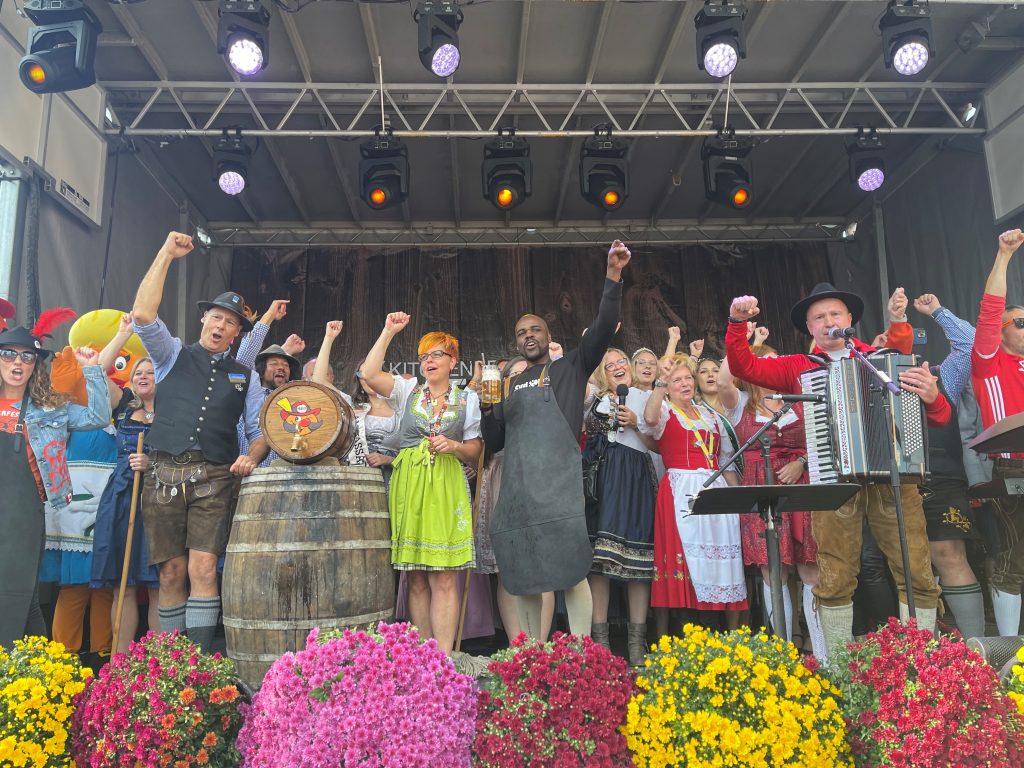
702, 128, 753, 209
213, 129, 255, 196
18, 0, 102, 94
482, 131, 531, 211
880, 0, 933, 77
848, 129, 886, 192
579, 127, 629, 211
695, 1, 747, 79
415, 1, 463, 78
359, 130, 409, 210
218, 0, 272, 77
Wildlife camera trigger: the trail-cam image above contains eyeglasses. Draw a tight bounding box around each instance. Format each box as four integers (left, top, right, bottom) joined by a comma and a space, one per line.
604, 357, 629, 371
0, 349, 37, 364
418, 350, 452, 363
1002, 317, 1024, 330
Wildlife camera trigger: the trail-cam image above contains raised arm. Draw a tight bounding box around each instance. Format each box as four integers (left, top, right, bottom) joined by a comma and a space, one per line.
644, 357, 673, 427
237, 299, 288, 368
313, 321, 343, 386
915, 293, 975, 405
579, 241, 630, 372
97, 312, 134, 408
975, 230, 1024, 364
362, 312, 409, 398
726, 296, 797, 392
717, 356, 741, 411
664, 326, 681, 359
133, 232, 193, 325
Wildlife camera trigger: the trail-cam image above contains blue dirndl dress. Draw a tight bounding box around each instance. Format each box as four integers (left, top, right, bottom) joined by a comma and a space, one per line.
90, 394, 159, 588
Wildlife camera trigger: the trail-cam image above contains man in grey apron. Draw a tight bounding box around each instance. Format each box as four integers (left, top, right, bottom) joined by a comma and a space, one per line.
482, 240, 631, 639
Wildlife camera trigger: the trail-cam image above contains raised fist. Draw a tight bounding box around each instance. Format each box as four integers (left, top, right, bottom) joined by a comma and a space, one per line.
549, 341, 564, 360
730, 296, 760, 322
999, 229, 1024, 255
913, 293, 941, 316
667, 326, 681, 342
887, 287, 908, 323
324, 320, 343, 341
607, 240, 631, 272
385, 312, 411, 334
282, 334, 305, 356
118, 312, 134, 335
161, 232, 193, 259
74, 346, 99, 367
689, 339, 705, 358
752, 326, 770, 346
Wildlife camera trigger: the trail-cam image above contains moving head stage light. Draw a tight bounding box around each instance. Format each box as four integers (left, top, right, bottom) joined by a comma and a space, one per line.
18, 0, 102, 94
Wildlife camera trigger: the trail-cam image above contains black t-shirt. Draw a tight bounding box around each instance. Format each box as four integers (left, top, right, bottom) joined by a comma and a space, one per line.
482, 278, 623, 450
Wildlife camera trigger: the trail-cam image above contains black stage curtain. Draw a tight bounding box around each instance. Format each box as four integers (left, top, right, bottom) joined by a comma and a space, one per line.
230, 243, 833, 389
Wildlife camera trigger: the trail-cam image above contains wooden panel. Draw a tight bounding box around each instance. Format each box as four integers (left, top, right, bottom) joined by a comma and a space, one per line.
230, 243, 835, 388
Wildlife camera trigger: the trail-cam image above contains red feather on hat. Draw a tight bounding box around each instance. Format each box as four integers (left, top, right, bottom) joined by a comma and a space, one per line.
32, 308, 77, 340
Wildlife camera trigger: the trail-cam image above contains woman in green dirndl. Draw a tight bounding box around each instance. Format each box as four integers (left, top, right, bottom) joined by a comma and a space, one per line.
362, 312, 483, 654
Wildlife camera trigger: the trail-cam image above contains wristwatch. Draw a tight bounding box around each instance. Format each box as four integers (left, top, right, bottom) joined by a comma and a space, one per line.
654, 380, 668, 388
728, 316, 748, 324
798, 455, 808, 465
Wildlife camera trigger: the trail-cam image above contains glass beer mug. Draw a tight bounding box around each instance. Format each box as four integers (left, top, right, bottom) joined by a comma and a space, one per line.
480, 363, 501, 405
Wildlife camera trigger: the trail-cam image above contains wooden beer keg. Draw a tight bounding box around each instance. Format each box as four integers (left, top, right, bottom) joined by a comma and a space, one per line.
222, 464, 393, 690
258, 380, 355, 464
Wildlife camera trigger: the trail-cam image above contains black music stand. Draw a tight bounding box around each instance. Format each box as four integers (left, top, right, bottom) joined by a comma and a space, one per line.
690, 484, 859, 640
968, 412, 1024, 455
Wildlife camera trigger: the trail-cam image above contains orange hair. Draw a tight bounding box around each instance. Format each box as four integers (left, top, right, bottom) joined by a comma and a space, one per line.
418, 331, 460, 362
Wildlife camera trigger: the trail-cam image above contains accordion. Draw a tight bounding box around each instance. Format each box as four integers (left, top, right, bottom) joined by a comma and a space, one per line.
799, 353, 929, 482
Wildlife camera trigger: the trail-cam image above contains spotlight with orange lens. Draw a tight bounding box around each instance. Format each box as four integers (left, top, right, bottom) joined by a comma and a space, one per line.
603, 190, 620, 208
369, 188, 387, 206
495, 187, 515, 208
482, 134, 531, 211
732, 187, 750, 208
359, 134, 409, 210
24, 62, 46, 85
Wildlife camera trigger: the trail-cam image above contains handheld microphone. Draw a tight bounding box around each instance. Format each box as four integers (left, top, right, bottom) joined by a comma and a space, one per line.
826, 327, 856, 340
764, 393, 826, 403
616, 384, 630, 433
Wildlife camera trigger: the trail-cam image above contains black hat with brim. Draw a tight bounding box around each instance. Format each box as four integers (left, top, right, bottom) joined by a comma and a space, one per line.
255, 344, 301, 381
0, 326, 53, 358
790, 282, 865, 335
197, 291, 253, 331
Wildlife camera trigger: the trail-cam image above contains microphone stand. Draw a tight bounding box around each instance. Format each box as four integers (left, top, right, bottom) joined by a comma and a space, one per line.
705, 401, 799, 640
845, 340, 916, 619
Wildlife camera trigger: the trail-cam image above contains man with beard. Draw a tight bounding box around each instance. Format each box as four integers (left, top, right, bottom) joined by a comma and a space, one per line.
481, 240, 631, 640
132, 231, 268, 651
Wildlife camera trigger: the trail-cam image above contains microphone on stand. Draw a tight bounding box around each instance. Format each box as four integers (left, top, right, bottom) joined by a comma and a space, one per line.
615, 384, 629, 433
764, 393, 826, 403
826, 327, 856, 340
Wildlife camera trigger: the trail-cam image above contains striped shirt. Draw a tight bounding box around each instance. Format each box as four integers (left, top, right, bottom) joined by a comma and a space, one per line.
971, 293, 1024, 459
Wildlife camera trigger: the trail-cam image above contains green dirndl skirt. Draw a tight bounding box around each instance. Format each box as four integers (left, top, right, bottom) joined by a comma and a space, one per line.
389, 439, 475, 570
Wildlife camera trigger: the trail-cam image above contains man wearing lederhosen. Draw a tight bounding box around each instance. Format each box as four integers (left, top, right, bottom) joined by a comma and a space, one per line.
132, 232, 268, 651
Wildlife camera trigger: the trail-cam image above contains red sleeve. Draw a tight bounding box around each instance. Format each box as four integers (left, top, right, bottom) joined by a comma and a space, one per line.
887, 322, 912, 354
924, 393, 951, 428
725, 321, 806, 393
972, 293, 1004, 374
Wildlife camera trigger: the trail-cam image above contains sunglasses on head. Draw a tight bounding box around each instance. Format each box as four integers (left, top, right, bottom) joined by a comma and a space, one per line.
0, 349, 38, 363
1003, 317, 1024, 330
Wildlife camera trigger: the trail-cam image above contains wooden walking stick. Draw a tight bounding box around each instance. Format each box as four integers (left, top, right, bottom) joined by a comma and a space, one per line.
112, 432, 145, 653
455, 447, 487, 653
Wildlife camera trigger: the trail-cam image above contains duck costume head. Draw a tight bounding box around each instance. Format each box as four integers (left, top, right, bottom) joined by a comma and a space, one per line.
51, 309, 146, 404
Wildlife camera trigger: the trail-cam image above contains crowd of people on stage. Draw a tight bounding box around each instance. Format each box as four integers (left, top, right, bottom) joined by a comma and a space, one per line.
3, 228, 1024, 671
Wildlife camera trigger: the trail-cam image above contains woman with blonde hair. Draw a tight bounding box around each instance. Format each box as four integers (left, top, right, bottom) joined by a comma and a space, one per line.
361, 312, 483, 655
582, 348, 658, 665
91, 313, 161, 651
640, 353, 746, 638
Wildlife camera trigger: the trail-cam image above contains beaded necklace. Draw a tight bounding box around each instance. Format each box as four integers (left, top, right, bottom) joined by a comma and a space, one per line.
421, 382, 454, 465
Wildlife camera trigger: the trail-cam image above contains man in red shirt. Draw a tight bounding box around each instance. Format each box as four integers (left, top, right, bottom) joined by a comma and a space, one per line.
971, 228, 1024, 635
727, 283, 951, 657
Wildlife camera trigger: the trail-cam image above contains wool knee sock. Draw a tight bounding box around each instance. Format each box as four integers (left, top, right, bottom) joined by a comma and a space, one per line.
802, 585, 828, 662
564, 579, 593, 637
941, 583, 985, 639
157, 601, 186, 635
761, 581, 792, 641
900, 601, 936, 634
989, 587, 1021, 636
818, 603, 854, 660
185, 597, 220, 652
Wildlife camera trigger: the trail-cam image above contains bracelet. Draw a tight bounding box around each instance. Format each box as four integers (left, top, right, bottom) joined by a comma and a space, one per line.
728, 316, 748, 325
798, 455, 808, 465
654, 380, 668, 388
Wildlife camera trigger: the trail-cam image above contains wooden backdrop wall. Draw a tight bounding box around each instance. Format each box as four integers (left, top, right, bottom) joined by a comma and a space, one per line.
229, 243, 833, 390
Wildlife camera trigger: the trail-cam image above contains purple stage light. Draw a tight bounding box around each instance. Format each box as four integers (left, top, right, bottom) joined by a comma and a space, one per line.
892, 38, 929, 76
431, 43, 460, 77
218, 170, 246, 196
227, 36, 265, 77
857, 167, 885, 192
703, 40, 738, 79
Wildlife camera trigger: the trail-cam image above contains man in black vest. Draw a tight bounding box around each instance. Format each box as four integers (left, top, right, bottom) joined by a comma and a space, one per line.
133, 231, 268, 651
